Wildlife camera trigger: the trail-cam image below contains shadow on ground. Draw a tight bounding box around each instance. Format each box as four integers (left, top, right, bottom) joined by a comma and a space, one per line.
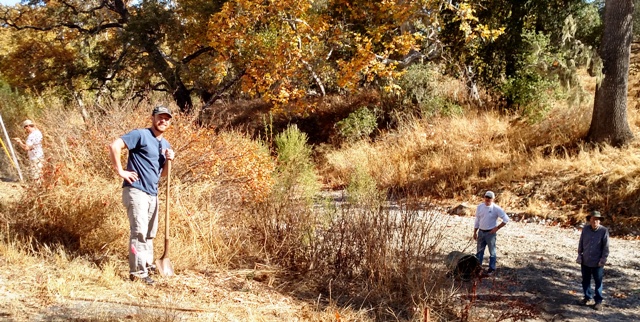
463, 254, 640, 321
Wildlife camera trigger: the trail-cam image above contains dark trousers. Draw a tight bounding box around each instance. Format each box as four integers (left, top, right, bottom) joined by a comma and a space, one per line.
581, 264, 604, 303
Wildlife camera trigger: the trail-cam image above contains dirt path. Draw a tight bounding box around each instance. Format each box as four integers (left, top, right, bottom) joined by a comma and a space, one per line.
438, 211, 640, 321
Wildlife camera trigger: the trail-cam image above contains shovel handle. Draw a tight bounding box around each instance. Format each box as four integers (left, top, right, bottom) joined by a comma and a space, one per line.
162, 159, 171, 258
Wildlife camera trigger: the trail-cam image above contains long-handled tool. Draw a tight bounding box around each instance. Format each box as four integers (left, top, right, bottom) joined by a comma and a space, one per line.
156, 159, 175, 276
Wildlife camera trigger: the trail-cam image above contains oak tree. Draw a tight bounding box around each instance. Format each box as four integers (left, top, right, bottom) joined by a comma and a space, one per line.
586, 0, 634, 146
0, 0, 226, 112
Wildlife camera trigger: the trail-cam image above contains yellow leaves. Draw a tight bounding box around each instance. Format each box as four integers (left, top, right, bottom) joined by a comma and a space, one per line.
383, 83, 403, 96
447, 1, 504, 43
391, 34, 418, 55
456, 3, 479, 22
337, 24, 420, 91
208, 0, 321, 106
479, 26, 506, 42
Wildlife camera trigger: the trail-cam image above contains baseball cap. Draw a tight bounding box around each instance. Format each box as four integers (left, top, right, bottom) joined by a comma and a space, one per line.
22, 119, 34, 127
484, 191, 495, 199
152, 106, 172, 118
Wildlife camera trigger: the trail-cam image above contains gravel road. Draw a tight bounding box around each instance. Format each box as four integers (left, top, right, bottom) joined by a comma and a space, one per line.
437, 210, 640, 322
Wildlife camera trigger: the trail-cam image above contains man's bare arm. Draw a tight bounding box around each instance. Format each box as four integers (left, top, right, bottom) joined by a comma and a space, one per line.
109, 138, 138, 184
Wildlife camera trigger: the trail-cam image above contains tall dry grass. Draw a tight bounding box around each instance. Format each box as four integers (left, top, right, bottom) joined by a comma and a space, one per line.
1, 97, 276, 272
321, 72, 640, 234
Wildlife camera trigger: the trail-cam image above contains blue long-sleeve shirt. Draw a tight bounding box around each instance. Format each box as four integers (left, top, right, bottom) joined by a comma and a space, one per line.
578, 225, 609, 267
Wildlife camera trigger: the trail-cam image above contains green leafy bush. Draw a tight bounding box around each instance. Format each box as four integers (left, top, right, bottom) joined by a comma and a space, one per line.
274, 124, 320, 202
346, 166, 385, 205
419, 96, 463, 117
500, 31, 561, 121
335, 107, 377, 143
246, 125, 320, 268
398, 64, 436, 108
397, 63, 463, 117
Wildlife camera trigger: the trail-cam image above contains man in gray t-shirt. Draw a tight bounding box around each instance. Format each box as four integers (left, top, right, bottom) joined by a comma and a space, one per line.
109, 106, 175, 285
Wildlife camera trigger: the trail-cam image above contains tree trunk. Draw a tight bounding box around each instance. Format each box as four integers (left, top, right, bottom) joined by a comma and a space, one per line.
586, 0, 634, 147
144, 44, 193, 113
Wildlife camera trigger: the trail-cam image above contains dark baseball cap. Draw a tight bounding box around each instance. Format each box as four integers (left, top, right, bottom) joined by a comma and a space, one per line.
152, 106, 172, 118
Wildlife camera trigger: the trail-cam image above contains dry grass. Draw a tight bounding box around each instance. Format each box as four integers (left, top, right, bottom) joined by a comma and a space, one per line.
319, 70, 640, 235
0, 237, 353, 321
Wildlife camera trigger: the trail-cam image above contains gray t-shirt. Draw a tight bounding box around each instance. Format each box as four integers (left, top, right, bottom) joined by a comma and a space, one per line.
121, 128, 171, 196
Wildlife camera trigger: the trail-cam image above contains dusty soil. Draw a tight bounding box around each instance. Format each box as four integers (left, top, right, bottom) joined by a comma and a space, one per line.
438, 207, 640, 322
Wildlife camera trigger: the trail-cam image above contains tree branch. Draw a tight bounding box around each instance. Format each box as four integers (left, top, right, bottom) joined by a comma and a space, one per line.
1, 0, 128, 33
60, 0, 107, 15
375, 49, 429, 69
203, 69, 246, 108
181, 46, 215, 65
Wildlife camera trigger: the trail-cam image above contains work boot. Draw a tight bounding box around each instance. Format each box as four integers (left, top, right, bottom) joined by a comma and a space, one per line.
129, 274, 155, 285
578, 298, 591, 306
593, 303, 604, 311
147, 264, 158, 275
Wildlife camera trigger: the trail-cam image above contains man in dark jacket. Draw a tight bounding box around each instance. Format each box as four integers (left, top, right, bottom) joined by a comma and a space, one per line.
576, 210, 609, 310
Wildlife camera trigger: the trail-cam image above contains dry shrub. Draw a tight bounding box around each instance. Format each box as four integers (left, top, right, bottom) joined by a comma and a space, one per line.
170, 122, 275, 204
317, 202, 461, 320
5, 98, 277, 269
242, 125, 321, 269
166, 127, 276, 268
248, 175, 463, 320
11, 179, 125, 255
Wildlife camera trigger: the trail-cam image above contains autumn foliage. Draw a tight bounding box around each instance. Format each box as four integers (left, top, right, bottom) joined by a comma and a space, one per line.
0, 0, 508, 112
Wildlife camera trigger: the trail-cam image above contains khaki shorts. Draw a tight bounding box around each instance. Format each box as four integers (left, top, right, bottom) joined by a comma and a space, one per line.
29, 158, 44, 180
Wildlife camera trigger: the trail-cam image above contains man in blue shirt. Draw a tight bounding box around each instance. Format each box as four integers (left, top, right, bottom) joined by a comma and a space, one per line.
577, 210, 609, 310
109, 106, 175, 285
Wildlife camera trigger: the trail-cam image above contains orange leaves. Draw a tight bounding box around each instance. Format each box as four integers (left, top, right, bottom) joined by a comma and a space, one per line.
207, 0, 429, 107
214, 0, 501, 110
169, 120, 276, 203
208, 0, 317, 106
331, 0, 426, 92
